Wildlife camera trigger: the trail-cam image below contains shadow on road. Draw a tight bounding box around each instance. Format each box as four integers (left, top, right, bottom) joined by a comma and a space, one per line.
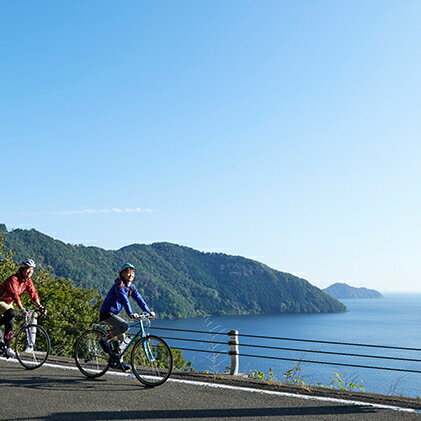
0, 366, 143, 393
9, 406, 378, 420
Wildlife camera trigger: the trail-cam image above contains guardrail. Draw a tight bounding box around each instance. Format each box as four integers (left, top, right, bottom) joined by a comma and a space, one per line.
150, 326, 421, 375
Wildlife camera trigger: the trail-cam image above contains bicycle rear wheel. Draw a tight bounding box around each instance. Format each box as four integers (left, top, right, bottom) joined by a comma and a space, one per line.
131, 335, 173, 387
74, 330, 110, 378
15, 324, 50, 369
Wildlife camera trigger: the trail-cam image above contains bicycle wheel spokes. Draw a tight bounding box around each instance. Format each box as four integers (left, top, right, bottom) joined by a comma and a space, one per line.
74, 330, 110, 378
15, 324, 50, 369
131, 335, 173, 387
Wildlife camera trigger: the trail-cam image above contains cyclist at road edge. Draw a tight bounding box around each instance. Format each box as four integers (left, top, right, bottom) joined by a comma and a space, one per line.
99, 262, 155, 371
0, 259, 47, 358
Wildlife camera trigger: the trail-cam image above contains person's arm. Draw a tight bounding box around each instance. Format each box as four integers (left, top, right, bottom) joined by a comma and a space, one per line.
25, 279, 48, 314
131, 285, 152, 314
115, 285, 135, 317
25, 279, 39, 304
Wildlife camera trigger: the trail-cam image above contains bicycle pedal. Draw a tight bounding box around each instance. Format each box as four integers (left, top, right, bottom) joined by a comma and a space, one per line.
109, 354, 120, 368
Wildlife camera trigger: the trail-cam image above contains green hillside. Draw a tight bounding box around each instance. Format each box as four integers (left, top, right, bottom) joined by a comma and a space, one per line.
1, 225, 346, 319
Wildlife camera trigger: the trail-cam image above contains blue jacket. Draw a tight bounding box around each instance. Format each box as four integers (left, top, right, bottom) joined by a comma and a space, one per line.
100, 278, 151, 317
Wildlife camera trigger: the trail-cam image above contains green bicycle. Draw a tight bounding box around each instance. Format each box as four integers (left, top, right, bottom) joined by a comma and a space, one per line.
74, 313, 173, 387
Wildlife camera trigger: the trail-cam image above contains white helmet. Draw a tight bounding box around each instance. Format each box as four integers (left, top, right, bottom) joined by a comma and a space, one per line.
20, 258, 36, 268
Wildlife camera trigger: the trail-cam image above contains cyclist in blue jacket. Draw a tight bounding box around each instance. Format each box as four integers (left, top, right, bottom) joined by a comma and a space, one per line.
99, 262, 155, 371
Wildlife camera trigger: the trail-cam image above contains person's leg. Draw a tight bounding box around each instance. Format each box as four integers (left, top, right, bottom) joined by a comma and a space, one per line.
2, 309, 16, 357
100, 313, 129, 342
0, 301, 14, 341
0, 315, 4, 342
99, 313, 130, 370
0, 311, 5, 352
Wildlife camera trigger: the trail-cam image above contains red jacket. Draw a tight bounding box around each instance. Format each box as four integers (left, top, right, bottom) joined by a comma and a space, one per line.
0, 273, 39, 307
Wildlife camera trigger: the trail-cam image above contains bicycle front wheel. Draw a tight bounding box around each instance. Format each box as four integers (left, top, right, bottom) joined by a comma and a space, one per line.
131, 335, 173, 387
15, 324, 50, 369
74, 330, 110, 378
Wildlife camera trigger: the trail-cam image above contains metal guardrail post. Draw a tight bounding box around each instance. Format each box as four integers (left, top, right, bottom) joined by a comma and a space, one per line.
228, 329, 239, 375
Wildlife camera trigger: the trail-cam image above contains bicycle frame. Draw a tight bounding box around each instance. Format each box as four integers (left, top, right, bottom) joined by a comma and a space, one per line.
93, 315, 153, 361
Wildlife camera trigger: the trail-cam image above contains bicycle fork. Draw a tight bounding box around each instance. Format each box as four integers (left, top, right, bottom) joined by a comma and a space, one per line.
143, 338, 156, 362
24, 325, 37, 351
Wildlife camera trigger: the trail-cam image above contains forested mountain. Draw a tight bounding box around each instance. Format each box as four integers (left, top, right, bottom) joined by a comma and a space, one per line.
1, 225, 346, 319
324, 282, 383, 299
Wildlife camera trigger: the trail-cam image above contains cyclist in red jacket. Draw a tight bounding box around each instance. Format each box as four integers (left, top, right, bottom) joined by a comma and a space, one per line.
0, 259, 46, 358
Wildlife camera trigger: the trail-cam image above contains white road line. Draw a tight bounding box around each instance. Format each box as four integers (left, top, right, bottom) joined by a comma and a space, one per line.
2, 357, 419, 414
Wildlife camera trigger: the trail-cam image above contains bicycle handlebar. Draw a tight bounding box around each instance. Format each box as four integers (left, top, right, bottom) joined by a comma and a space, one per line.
139, 313, 155, 321
16, 308, 47, 322
130, 312, 155, 321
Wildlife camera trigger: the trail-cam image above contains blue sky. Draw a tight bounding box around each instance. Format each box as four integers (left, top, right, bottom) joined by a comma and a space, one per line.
1, 1, 420, 292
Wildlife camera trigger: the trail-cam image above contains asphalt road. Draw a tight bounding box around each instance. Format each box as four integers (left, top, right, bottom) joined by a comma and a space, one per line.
0, 359, 420, 421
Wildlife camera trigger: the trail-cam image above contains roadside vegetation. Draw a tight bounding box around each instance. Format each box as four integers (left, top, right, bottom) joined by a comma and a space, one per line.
249, 364, 365, 392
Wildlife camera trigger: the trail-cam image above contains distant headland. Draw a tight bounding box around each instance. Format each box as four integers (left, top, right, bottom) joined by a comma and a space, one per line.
323, 282, 383, 299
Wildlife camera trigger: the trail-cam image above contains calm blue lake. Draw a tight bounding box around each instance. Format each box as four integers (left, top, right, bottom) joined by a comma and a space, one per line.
153, 293, 421, 398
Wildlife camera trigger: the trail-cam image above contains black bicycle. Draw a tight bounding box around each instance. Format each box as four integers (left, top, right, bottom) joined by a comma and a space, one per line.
0, 309, 51, 369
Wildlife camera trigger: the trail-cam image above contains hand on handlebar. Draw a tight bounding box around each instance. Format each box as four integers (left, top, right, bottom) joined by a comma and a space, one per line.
39, 305, 47, 316
130, 312, 156, 320
19, 308, 29, 318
